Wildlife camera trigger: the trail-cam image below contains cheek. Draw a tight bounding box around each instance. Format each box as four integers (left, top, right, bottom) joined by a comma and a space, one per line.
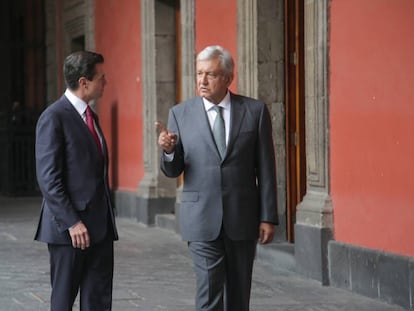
209, 83, 219, 91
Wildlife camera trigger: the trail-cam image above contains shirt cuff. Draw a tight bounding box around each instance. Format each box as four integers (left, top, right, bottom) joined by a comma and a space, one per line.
163, 152, 174, 162
69, 221, 82, 230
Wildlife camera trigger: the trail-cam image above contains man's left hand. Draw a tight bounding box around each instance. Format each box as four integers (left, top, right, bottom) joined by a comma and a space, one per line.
258, 222, 275, 244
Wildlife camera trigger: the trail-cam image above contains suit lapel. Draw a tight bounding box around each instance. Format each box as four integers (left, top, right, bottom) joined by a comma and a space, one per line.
62, 96, 105, 160
62, 96, 88, 132
191, 97, 222, 158
192, 94, 246, 161
226, 93, 246, 158
94, 115, 109, 162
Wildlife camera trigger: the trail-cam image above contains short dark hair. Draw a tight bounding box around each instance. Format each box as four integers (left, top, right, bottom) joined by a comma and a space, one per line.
63, 51, 104, 90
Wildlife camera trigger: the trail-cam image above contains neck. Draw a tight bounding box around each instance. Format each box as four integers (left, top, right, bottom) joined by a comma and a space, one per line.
70, 88, 89, 103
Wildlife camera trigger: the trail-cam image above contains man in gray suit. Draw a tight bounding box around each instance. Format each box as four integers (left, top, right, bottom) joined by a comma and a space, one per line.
35, 51, 118, 310
158, 45, 278, 311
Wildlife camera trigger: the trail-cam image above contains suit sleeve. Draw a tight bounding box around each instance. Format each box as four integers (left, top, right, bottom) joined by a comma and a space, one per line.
35, 110, 80, 232
256, 103, 279, 225
160, 108, 185, 178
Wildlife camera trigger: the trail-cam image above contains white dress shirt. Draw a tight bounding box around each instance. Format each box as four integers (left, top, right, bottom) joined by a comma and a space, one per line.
164, 92, 232, 161
202, 91, 231, 146
64, 89, 102, 143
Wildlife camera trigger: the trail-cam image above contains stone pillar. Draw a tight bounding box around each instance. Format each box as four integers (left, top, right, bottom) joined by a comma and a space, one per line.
172, 0, 196, 233
294, 0, 332, 285
44, 0, 59, 104
137, 0, 177, 225
180, 0, 196, 101
84, 0, 95, 51
237, 0, 286, 241
237, 0, 258, 99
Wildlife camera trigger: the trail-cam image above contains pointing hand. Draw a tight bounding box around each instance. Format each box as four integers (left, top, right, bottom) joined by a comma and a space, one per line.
155, 121, 177, 154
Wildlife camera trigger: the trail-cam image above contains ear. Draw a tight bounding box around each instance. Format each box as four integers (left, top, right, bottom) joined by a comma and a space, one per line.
226, 74, 234, 86
78, 77, 88, 89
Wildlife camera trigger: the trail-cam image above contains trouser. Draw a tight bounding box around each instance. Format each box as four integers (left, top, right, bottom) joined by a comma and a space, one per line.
47, 235, 114, 311
188, 230, 256, 311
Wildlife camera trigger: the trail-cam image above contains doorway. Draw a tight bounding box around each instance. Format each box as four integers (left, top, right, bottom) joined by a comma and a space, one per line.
0, 0, 45, 196
285, 0, 306, 242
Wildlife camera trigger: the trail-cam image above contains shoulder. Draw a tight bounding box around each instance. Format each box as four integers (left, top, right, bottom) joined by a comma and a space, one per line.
230, 93, 266, 112
170, 96, 202, 113
231, 93, 263, 104
37, 96, 71, 126
42, 95, 71, 114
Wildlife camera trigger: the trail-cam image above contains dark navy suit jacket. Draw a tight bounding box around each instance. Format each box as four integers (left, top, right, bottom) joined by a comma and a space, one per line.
35, 95, 118, 245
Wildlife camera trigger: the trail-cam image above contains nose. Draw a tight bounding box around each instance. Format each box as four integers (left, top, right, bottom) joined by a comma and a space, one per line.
199, 74, 208, 85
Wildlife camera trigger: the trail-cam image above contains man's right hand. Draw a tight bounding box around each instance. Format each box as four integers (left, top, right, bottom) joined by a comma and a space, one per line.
156, 121, 177, 154
68, 221, 90, 250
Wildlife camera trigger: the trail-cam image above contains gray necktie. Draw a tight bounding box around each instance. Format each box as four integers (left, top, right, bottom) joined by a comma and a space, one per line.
212, 105, 226, 159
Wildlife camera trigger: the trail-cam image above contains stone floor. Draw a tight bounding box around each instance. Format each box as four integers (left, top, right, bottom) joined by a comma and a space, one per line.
0, 196, 405, 310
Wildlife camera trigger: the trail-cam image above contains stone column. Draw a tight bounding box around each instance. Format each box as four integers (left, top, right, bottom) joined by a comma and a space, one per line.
294, 0, 332, 285
237, 0, 286, 241
84, 0, 95, 51
180, 0, 196, 101
237, 0, 258, 99
137, 0, 177, 225
172, 0, 196, 233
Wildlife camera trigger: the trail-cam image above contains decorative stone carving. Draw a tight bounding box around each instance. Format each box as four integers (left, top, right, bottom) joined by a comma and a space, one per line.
295, 0, 332, 284
296, 0, 332, 228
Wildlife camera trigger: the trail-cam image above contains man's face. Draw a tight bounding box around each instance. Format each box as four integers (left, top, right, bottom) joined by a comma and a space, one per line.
196, 58, 233, 104
85, 63, 106, 101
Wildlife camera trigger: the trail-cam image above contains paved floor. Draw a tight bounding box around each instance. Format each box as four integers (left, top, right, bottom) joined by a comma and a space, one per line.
0, 196, 405, 310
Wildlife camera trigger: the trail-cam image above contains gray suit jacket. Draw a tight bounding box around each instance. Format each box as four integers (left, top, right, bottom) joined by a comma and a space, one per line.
161, 93, 278, 242
34, 95, 118, 245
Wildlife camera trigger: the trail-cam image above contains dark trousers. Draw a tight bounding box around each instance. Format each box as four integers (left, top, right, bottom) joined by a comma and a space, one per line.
47, 235, 114, 311
188, 230, 257, 311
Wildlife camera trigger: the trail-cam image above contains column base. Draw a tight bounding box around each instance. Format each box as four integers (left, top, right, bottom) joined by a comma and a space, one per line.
294, 223, 333, 285
113, 189, 175, 225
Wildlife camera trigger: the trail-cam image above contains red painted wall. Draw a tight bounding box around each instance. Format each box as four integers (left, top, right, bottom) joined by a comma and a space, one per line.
95, 0, 143, 191
195, 0, 238, 93
330, 0, 414, 256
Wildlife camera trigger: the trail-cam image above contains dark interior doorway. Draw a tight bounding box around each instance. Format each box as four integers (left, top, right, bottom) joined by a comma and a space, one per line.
0, 0, 45, 195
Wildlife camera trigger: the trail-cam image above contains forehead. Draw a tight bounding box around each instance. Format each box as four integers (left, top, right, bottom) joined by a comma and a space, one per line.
196, 58, 222, 71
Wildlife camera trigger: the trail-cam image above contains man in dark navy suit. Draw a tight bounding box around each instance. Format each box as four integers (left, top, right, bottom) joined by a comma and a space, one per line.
35, 51, 118, 310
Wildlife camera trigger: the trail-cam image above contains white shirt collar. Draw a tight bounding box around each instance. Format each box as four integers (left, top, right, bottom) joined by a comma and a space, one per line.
65, 89, 88, 116
202, 91, 231, 112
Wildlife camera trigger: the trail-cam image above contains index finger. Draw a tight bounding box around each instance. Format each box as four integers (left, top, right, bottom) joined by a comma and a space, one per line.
155, 121, 168, 133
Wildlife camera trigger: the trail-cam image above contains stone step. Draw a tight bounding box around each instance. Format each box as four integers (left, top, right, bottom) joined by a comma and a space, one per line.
155, 213, 297, 274
256, 242, 296, 274
155, 213, 178, 233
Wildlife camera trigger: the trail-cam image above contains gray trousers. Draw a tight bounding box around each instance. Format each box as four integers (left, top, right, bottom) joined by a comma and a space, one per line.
188, 230, 256, 311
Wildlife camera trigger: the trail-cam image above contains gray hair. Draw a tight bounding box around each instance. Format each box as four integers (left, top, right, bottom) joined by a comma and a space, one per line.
196, 45, 234, 77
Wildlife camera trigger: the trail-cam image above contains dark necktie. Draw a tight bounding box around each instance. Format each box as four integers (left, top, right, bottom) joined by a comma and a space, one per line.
85, 106, 102, 154
212, 105, 226, 159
